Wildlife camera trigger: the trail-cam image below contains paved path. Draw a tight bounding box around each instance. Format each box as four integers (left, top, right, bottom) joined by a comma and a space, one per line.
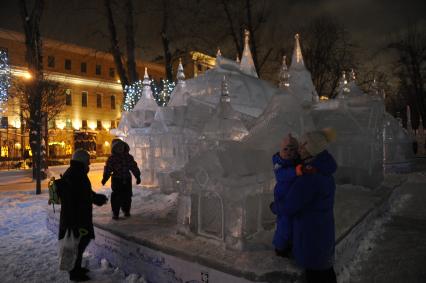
0, 163, 107, 192
346, 171, 426, 283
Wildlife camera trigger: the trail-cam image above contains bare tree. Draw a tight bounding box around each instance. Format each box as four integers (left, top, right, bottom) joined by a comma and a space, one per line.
297, 16, 356, 98
388, 24, 426, 130
12, 79, 67, 156
160, 0, 173, 82
104, 0, 139, 109
19, 0, 45, 194
219, 0, 273, 76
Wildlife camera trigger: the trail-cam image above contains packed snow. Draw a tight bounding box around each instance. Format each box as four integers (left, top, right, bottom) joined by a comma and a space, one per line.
0, 185, 177, 283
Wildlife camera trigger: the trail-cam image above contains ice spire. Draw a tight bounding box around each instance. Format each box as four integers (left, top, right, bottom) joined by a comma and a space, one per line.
177, 58, 185, 84
278, 55, 290, 89
221, 76, 230, 102
239, 29, 258, 78
290, 34, 304, 69
133, 67, 158, 110
142, 68, 154, 100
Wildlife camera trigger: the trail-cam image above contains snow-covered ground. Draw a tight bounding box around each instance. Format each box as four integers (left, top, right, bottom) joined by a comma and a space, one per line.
0, 184, 176, 283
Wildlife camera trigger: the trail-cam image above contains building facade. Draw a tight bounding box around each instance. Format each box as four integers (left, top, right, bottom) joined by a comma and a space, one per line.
0, 28, 164, 164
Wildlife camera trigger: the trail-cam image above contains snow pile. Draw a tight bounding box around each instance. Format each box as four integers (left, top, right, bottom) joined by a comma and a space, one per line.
0, 191, 148, 283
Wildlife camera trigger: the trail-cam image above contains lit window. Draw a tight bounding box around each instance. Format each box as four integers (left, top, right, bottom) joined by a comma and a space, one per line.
109, 68, 115, 77
110, 95, 116, 110
81, 62, 87, 73
48, 56, 55, 68
96, 94, 102, 108
96, 64, 102, 75
65, 89, 72, 106
82, 91, 88, 107
65, 59, 71, 70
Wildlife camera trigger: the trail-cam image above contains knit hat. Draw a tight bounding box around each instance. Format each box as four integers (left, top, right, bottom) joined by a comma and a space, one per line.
71, 149, 90, 166
282, 133, 299, 150
300, 128, 336, 156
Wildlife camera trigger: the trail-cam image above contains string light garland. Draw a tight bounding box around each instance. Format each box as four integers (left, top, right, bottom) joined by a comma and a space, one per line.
0, 50, 11, 115
123, 79, 176, 111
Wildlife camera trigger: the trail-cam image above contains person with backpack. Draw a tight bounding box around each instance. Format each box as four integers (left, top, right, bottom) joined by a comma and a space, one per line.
58, 149, 108, 282
283, 128, 338, 283
101, 139, 141, 220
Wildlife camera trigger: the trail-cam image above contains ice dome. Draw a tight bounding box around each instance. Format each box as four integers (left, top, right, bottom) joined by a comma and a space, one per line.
169, 56, 279, 118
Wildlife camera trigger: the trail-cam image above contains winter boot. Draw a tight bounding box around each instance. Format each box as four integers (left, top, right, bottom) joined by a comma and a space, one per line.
69, 271, 91, 282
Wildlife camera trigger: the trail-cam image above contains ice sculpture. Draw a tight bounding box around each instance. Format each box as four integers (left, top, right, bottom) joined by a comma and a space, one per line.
113, 32, 415, 250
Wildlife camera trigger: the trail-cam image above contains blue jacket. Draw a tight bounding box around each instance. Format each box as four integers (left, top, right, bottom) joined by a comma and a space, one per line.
284, 150, 337, 269
271, 153, 297, 249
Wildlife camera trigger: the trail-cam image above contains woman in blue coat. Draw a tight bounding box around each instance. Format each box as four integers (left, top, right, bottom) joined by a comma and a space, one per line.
284, 128, 337, 283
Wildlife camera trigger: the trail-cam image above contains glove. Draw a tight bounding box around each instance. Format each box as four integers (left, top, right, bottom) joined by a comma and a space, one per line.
296, 164, 303, 176
136, 177, 141, 185
93, 194, 108, 206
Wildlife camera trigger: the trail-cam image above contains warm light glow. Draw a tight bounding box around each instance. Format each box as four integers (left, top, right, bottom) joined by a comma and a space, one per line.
72, 119, 81, 130
1, 146, 8, 157
104, 141, 110, 147
11, 67, 122, 90
117, 79, 121, 84
56, 120, 65, 130
14, 143, 21, 150
88, 121, 97, 131
12, 119, 21, 128
320, 96, 329, 100
102, 121, 110, 130
24, 72, 32, 80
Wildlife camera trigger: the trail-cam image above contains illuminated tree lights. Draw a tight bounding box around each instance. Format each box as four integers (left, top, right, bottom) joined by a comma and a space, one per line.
0, 50, 11, 114
123, 79, 176, 111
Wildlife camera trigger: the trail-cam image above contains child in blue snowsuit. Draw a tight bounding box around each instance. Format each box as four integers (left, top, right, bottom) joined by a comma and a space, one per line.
270, 134, 300, 257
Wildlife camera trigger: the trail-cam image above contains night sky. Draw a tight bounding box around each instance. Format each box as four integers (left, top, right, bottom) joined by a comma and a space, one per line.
0, 0, 425, 63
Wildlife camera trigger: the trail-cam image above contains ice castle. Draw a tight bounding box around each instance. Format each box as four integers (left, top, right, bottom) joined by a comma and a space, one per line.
112, 31, 415, 250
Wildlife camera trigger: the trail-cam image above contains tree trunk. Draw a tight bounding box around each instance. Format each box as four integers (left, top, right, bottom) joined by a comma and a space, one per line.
124, 0, 138, 84
161, 0, 173, 82
104, 0, 129, 108
19, 0, 45, 194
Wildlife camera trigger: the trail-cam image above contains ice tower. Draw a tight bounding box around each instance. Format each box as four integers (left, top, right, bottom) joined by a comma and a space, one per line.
289, 34, 319, 103
239, 29, 258, 78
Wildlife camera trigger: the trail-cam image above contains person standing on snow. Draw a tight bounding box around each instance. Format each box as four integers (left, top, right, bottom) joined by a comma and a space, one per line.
102, 139, 141, 220
58, 149, 108, 282
283, 128, 338, 283
270, 133, 301, 257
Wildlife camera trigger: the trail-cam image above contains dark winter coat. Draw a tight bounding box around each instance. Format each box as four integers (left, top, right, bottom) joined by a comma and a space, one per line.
283, 150, 337, 270
58, 160, 106, 240
102, 141, 140, 187
270, 153, 298, 249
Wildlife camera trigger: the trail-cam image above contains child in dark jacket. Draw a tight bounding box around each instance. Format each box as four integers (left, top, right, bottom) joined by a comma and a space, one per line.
102, 139, 141, 220
270, 134, 301, 257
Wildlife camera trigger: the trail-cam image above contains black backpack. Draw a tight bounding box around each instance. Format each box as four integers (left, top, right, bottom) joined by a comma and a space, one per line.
48, 176, 69, 212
